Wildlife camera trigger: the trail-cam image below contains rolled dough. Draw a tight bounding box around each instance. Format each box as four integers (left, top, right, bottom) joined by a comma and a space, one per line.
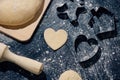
0, 0, 44, 27
59, 70, 82, 80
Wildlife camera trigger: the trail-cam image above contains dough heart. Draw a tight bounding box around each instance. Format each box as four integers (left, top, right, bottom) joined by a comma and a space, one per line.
44, 28, 68, 50
0, 0, 44, 27
59, 70, 82, 80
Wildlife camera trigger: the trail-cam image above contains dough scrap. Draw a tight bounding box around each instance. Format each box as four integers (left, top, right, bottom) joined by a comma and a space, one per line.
0, 0, 44, 27
59, 70, 82, 80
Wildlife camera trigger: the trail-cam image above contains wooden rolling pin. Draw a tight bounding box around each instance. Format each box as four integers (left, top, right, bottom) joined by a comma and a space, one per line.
0, 43, 43, 75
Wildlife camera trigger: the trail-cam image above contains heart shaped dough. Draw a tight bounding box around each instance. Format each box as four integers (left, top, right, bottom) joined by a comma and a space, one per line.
44, 28, 68, 50
0, 0, 44, 27
59, 70, 82, 80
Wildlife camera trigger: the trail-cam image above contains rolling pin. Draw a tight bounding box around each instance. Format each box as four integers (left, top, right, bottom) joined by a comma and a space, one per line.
0, 43, 43, 75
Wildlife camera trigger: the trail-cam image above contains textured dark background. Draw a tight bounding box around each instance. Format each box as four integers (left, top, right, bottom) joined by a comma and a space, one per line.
0, 0, 120, 80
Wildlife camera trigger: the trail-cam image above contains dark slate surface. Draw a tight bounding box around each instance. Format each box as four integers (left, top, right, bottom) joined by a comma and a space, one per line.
0, 0, 120, 80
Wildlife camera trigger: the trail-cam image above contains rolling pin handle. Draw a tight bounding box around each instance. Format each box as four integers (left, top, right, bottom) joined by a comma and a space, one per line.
0, 43, 43, 75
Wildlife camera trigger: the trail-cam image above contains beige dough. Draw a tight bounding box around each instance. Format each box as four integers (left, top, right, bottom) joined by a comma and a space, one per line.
44, 28, 68, 50
59, 70, 82, 80
0, 0, 44, 27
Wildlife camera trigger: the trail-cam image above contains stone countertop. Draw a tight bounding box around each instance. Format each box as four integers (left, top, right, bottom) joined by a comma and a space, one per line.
0, 0, 120, 80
